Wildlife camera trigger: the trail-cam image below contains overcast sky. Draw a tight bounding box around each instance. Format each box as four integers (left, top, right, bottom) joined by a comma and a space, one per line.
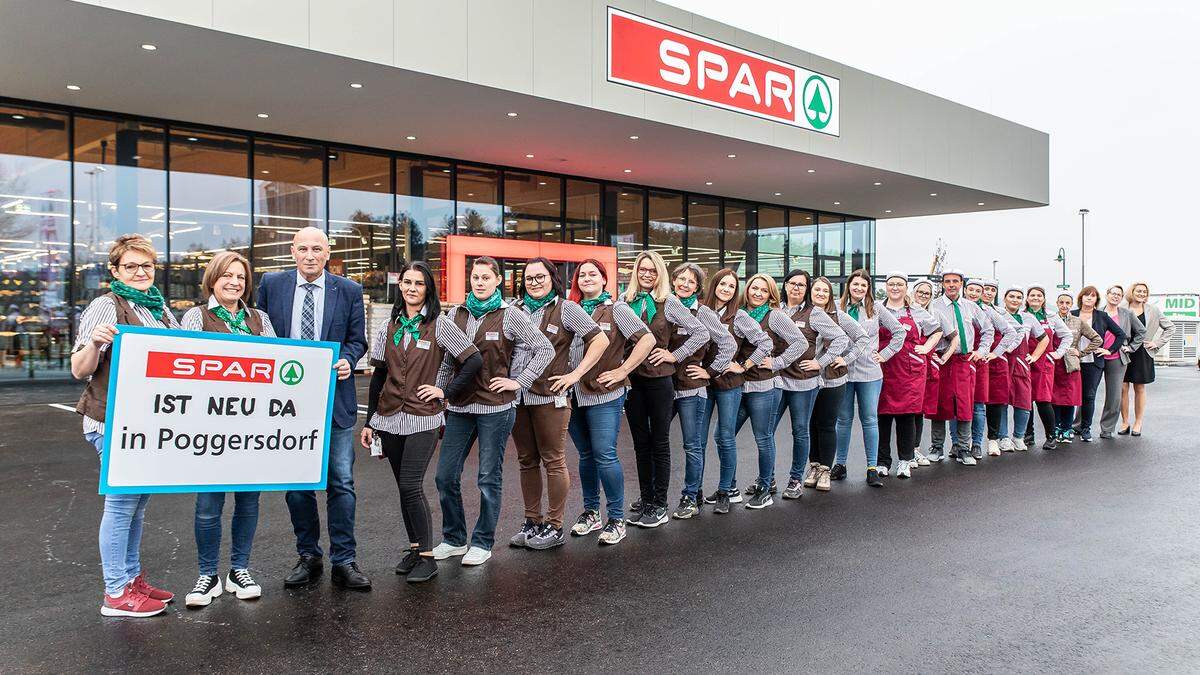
668, 0, 1199, 295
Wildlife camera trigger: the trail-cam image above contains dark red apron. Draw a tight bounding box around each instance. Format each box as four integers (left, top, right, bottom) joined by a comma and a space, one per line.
922, 354, 941, 418
879, 308, 926, 415
986, 315, 1011, 405
972, 320, 990, 405
1008, 318, 1033, 410
935, 352, 976, 422
1031, 316, 1055, 402
1051, 319, 1081, 406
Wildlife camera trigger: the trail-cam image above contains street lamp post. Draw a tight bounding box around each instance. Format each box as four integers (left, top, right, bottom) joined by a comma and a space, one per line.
1079, 208, 1090, 289
1055, 248, 1069, 290
992, 259, 998, 281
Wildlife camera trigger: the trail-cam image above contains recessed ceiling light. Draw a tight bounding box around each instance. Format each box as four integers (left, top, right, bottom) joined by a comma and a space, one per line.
349, 82, 363, 89
328, 153, 337, 159
66, 84, 81, 91
11, 114, 24, 120
525, 153, 534, 158
726, 154, 736, 158
623, 169, 632, 173
774, 192, 782, 196
929, 193, 937, 197
705, 181, 713, 186
373, 182, 382, 187
132, 155, 141, 160
833, 201, 841, 205
548, 201, 555, 205
467, 193, 474, 197
873, 181, 882, 186
442, 169, 450, 173
507, 112, 518, 117
140, 44, 157, 51
537, 181, 546, 186
186, 136, 198, 142
977, 202, 985, 206
405, 135, 417, 141
620, 192, 628, 196
257, 113, 270, 118
806, 169, 815, 173
260, 170, 270, 174
629, 135, 639, 140
885, 209, 892, 214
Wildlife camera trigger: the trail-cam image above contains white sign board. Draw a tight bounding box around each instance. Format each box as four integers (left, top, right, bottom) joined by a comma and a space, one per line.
99, 325, 339, 494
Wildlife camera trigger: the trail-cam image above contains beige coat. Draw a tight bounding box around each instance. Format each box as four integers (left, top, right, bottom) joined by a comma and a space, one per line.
1059, 313, 1102, 373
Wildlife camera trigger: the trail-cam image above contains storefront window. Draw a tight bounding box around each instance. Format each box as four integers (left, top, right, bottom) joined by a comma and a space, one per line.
788, 209, 815, 275
686, 196, 720, 276
649, 191, 684, 272
399, 159, 453, 299
168, 129, 251, 305
505, 171, 561, 241
606, 186, 644, 289
723, 201, 755, 276
758, 206, 786, 279
845, 218, 872, 275
251, 139, 324, 279
456, 164, 501, 237
564, 179, 600, 245
329, 149, 392, 303
818, 213, 844, 285
0, 106, 72, 378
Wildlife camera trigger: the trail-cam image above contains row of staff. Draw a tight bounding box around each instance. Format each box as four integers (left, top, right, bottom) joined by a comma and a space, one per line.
71, 230, 1173, 618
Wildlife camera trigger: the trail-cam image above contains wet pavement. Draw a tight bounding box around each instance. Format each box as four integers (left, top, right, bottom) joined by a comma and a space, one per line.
1, 367, 1198, 673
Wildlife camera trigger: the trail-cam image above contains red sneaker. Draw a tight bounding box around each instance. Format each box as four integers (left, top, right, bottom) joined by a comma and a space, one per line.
101, 583, 166, 618
132, 572, 174, 603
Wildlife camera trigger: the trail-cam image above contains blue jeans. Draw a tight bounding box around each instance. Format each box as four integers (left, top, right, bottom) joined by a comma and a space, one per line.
436, 408, 515, 551
286, 425, 356, 565
835, 379, 882, 469
675, 395, 707, 499
701, 386, 743, 493
970, 402, 987, 449
88, 431, 150, 595
569, 394, 626, 521
999, 406, 1031, 439
195, 491, 260, 575
734, 388, 782, 487
776, 388, 820, 481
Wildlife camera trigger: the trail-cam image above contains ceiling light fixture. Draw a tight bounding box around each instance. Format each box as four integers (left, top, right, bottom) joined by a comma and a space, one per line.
726, 154, 737, 158
704, 181, 713, 186
623, 169, 632, 173
507, 112, 518, 117
873, 181, 882, 186
140, 44, 157, 51
349, 82, 363, 89
977, 202, 985, 206
885, 209, 892, 214
186, 136, 198, 142
629, 135, 639, 140
525, 153, 534, 158
806, 169, 815, 173
774, 192, 782, 196
405, 135, 417, 141
11, 115, 24, 120
929, 192, 937, 197
66, 84, 81, 91
260, 170, 270, 174
257, 113, 269, 118
833, 201, 841, 205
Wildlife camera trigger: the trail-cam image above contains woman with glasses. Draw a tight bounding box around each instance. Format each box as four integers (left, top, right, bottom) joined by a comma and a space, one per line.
910, 280, 945, 465
1097, 285, 1144, 439
1071, 286, 1127, 443
622, 250, 707, 529
509, 258, 608, 550
775, 269, 848, 499
72, 234, 178, 618
668, 263, 735, 520
995, 286, 1049, 453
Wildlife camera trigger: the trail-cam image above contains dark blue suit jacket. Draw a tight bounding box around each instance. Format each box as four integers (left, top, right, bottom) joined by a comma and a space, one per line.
257, 270, 367, 429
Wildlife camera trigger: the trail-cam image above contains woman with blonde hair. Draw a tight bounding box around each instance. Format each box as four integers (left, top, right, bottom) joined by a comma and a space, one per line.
1121, 282, 1174, 436
621, 250, 706, 528
1051, 292, 1102, 443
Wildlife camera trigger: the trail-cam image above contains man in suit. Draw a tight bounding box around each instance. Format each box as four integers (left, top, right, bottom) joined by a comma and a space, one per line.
258, 226, 370, 590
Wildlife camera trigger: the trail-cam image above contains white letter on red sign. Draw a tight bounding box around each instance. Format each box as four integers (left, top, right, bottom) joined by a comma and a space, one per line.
765, 71, 794, 114
729, 62, 761, 105
659, 39, 690, 85
697, 50, 727, 91
172, 357, 195, 376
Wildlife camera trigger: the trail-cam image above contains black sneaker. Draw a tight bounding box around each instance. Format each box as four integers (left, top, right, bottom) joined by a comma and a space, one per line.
767, 478, 778, 494
743, 484, 757, 496
638, 504, 669, 528
830, 464, 847, 481
526, 524, 566, 550
1080, 431, 1094, 443
509, 518, 540, 547
727, 486, 743, 504
185, 574, 221, 608
782, 478, 804, 500
746, 483, 773, 509
626, 501, 644, 526
672, 496, 699, 520
713, 491, 731, 514
406, 557, 438, 584
866, 468, 883, 487
395, 548, 421, 575
703, 491, 719, 504
225, 568, 261, 600
1042, 437, 1058, 450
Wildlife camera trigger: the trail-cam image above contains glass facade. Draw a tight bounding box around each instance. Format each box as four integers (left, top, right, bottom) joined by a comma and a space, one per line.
0, 99, 873, 380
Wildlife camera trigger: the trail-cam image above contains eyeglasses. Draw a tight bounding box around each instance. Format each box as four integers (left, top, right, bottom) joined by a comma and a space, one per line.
117, 263, 155, 274
525, 273, 549, 285
785, 281, 806, 289
637, 268, 658, 277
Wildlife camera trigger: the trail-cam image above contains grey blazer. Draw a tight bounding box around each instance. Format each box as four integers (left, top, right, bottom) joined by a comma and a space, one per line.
1108, 306, 1146, 366
1130, 303, 1176, 358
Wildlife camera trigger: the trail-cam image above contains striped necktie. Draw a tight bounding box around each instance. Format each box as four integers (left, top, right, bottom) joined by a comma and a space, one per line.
301, 283, 317, 340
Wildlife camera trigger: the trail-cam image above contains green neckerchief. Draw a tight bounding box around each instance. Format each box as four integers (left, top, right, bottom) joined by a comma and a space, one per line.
677, 293, 697, 309
211, 304, 250, 335
465, 290, 503, 318
1010, 312, 1024, 325
951, 299, 968, 354
581, 291, 611, 315
975, 299, 985, 308
1030, 307, 1047, 322
111, 279, 165, 320
629, 291, 658, 323
746, 302, 770, 322
523, 289, 556, 314
393, 312, 423, 345
848, 303, 862, 321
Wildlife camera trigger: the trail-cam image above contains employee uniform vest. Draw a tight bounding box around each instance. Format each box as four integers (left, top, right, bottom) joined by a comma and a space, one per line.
376, 318, 449, 418
823, 309, 849, 381
784, 305, 820, 381
632, 300, 674, 379
450, 306, 515, 408
670, 304, 710, 391
707, 308, 753, 391
523, 299, 575, 399
75, 293, 170, 423
199, 305, 265, 335
579, 303, 637, 396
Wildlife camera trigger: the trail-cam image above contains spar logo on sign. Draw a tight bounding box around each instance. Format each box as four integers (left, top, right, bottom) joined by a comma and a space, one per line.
279, 360, 304, 386
606, 7, 840, 136
145, 352, 276, 384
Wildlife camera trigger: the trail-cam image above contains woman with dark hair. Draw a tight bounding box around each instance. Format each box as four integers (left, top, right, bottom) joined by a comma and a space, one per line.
361, 261, 482, 582
509, 257, 608, 550
997, 286, 1049, 452
698, 268, 772, 513
1097, 285, 1144, 438
910, 279, 946, 465
775, 268, 848, 499
566, 259, 655, 545
1022, 286, 1072, 450
1051, 292, 1101, 443
981, 280, 1021, 456
1071, 285, 1126, 442
433, 256, 553, 567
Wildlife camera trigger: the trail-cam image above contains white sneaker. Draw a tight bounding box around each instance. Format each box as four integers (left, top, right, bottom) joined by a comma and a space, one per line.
987, 439, 1001, 456
461, 546, 492, 566
999, 437, 1015, 453
185, 574, 221, 608
876, 465, 889, 477
914, 449, 930, 467
1013, 437, 1028, 452
431, 542, 468, 560
896, 460, 911, 479
224, 569, 261, 600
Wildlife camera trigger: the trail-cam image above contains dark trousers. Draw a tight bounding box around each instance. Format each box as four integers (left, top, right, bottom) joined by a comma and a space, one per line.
380, 429, 439, 554
286, 425, 357, 565
809, 385, 845, 467
878, 413, 918, 468
915, 416, 926, 450
626, 375, 675, 507
986, 404, 1005, 440
1024, 401, 1056, 445
1078, 365, 1104, 435
1053, 405, 1075, 433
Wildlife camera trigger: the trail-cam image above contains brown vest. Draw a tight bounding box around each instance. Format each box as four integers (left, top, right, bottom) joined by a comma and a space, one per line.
823, 308, 849, 381
449, 306, 515, 407
707, 307, 754, 391
523, 299, 577, 398
376, 318, 449, 418
742, 309, 779, 384
670, 304, 710, 391
579, 302, 644, 396
75, 293, 169, 423
784, 305, 820, 381
200, 305, 266, 336
633, 299, 674, 379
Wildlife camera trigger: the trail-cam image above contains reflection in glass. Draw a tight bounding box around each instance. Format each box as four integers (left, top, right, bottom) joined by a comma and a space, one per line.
723, 201, 756, 277
456, 164, 501, 237
505, 172, 561, 241
845, 218, 871, 275
686, 196, 720, 277
73, 115, 167, 304
649, 191, 684, 272
818, 213, 844, 281
758, 206, 786, 279
788, 209, 815, 275
168, 129, 251, 304
0, 106, 72, 377
329, 149, 393, 303
252, 140, 324, 279
605, 186, 644, 289
400, 159, 453, 300
564, 179, 600, 245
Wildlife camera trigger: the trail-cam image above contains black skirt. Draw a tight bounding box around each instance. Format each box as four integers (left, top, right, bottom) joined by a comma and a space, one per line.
1124, 347, 1155, 384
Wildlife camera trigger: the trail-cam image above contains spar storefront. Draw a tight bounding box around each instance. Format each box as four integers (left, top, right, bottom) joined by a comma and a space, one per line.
0, 0, 1047, 381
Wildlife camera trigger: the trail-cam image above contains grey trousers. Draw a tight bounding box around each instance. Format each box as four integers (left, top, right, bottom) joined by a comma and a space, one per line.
929, 419, 972, 456
1099, 358, 1128, 434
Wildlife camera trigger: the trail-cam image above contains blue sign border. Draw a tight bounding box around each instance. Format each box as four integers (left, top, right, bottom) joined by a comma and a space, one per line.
98, 325, 341, 495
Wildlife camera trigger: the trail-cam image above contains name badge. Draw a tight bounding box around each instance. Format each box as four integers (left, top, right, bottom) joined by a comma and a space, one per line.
677, 328, 689, 335
546, 324, 559, 335
485, 331, 500, 341
901, 324, 911, 331
416, 339, 432, 350
599, 322, 612, 331
795, 321, 806, 328
554, 395, 568, 409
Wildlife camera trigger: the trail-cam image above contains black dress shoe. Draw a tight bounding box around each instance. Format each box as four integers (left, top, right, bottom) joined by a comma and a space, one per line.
284, 554, 323, 588
406, 558, 438, 584
331, 562, 372, 591
1117, 427, 1131, 436
830, 464, 847, 481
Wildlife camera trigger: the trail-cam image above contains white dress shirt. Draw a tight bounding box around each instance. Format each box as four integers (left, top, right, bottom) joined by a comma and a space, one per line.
290, 270, 326, 340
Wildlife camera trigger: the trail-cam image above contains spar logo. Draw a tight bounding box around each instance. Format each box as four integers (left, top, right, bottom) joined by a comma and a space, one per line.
802, 75, 832, 130
145, 351, 275, 384
279, 360, 304, 386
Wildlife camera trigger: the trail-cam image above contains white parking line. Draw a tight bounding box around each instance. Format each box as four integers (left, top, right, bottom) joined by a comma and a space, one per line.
48, 403, 76, 413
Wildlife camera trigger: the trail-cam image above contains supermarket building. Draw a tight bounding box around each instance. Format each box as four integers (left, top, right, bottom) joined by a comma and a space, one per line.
0, 0, 1048, 380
